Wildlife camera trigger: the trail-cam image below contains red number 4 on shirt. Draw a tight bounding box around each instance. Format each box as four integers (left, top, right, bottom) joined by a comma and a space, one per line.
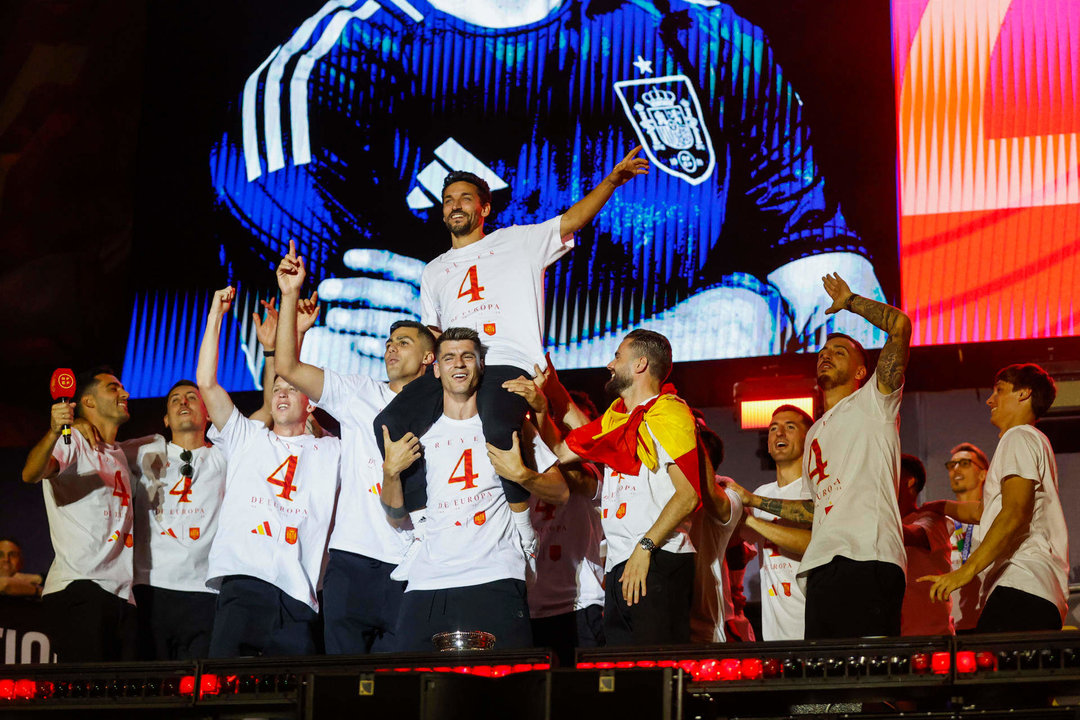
808, 439, 830, 485
267, 456, 299, 501
457, 265, 485, 303
448, 449, 478, 490
111, 470, 130, 506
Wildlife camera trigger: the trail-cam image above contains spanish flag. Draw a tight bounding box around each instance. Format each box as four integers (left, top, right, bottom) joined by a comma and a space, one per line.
565, 384, 703, 498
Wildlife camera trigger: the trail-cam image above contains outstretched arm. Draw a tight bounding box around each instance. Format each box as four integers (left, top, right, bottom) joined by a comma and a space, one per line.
742, 515, 812, 558
560, 146, 649, 237
277, 240, 327, 403
251, 298, 279, 426
920, 475, 1034, 602
723, 477, 814, 524
196, 287, 238, 430
823, 273, 912, 394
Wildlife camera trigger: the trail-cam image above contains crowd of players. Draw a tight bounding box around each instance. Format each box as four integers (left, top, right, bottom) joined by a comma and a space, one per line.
16, 151, 1070, 664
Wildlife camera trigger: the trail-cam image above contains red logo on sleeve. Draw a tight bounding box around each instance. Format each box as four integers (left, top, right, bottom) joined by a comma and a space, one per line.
615, 503, 627, 519
473, 511, 487, 526
285, 527, 298, 545
189, 527, 200, 541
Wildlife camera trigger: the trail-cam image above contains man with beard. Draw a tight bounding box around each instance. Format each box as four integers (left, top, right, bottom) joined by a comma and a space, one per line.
375, 153, 647, 517
197, 287, 341, 657
22, 367, 138, 661
731, 273, 911, 638
556, 329, 703, 645
942, 442, 989, 632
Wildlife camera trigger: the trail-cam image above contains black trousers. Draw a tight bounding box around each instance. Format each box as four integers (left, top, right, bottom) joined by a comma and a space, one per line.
133, 584, 216, 660
374, 365, 532, 510
804, 556, 905, 639
208, 575, 317, 658
976, 586, 1063, 633
604, 551, 694, 646
43, 580, 137, 663
531, 604, 605, 668
394, 579, 532, 653
322, 550, 404, 654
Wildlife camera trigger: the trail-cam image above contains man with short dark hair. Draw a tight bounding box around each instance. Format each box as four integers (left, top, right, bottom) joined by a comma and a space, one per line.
0, 538, 42, 597
730, 404, 814, 640
21, 366, 137, 661
730, 273, 912, 638
380, 327, 567, 651
944, 441, 988, 632
922, 364, 1068, 632
274, 242, 435, 653
558, 329, 703, 645
898, 454, 953, 636
120, 380, 227, 660
375, 151, 649, 516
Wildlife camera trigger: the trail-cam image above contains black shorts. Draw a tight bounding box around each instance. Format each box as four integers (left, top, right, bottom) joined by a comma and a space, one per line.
804, 556, 905, 639
133, 584, 216, 660
976, 586, 1062, 633
394, 578, 532, 653
604, 550, 694, 646
208, 575, 317, 658
531, 604, 605, 668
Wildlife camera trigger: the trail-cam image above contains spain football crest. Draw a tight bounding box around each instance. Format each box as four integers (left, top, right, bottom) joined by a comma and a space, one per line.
614, 74, 715, 185
189, 527, 200, 541
615, 502, 627, 519
285, 527, 298, 545
483, 323, 496, 336
473, 511, 486, 526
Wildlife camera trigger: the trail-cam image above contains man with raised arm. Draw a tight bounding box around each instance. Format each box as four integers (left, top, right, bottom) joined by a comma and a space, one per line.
379, 328, 568, 652
197, 286, 341, 657
556, 329, 703, 646
374, 149, 649, 517
729, 405, 814, 641
275, 241, 435, 654
921, 364, 1068, 632
21, 366, 137, 661
730, 273, 912, 638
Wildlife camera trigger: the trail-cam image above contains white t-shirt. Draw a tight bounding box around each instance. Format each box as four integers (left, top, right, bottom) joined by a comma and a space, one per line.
206, 408, 341, 611
315, 367, 412, 564
420, 216, 573, 371
689, 485, 743, 643
600, 423, 696, 571
404, 414, 558, 592
949, 520, 982, 631
798, 373, 906, 582
751, 478, 811, 641
122, 435, 226, 594
901, 508, 954, 635
976, 424, 1069, 618
43, 431, 135, 600
527, 470, 606, 618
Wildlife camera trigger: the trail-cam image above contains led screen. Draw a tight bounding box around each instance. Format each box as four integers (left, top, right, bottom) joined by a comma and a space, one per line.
124, 0, 899, 395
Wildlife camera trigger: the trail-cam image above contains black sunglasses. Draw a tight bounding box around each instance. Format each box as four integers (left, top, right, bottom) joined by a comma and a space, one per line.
180, 449, 194, 478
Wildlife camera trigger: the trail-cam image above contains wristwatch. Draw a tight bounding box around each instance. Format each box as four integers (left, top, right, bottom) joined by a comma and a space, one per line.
639, 537, 658, 554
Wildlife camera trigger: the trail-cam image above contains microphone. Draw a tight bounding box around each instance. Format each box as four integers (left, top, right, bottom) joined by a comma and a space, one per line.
50, 368, 76, 445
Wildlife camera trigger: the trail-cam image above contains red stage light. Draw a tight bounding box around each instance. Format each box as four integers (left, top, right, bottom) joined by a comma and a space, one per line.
976, 652, 997, 671
491, 665, 513, 677
576, 662, 595, 669
741, 658, 763, 680
595, 661, 616, 670
932, 652, 951, 674
695, 659, 721, 681
677, 659, 700, 676
14, 680, 34, 700
762, 658, 781, 678
955, 651, 976, 674
200, 674, 221, 697
179, 675, 196, 696
910, 653, 930, 674
635, 660, 657, 668
0, 680, 13, 700
35, 681, 54, 700
718, 659, 741, 681
657, 660, 677, 668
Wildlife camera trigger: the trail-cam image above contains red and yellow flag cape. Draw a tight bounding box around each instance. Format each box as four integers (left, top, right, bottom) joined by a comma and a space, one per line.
565, 384, 703, 498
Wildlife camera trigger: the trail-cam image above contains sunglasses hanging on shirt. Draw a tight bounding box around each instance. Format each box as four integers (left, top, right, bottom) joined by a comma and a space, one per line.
180, 449, 194, 479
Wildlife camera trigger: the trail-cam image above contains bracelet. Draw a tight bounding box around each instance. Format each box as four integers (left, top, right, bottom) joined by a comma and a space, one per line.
843, 294, 859, 312
381, 500, 407, 520
263, 350, 275, 357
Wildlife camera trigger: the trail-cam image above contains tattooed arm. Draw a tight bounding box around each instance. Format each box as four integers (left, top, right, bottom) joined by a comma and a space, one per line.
720, 478, 815, 524
822, 273, 912, 394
